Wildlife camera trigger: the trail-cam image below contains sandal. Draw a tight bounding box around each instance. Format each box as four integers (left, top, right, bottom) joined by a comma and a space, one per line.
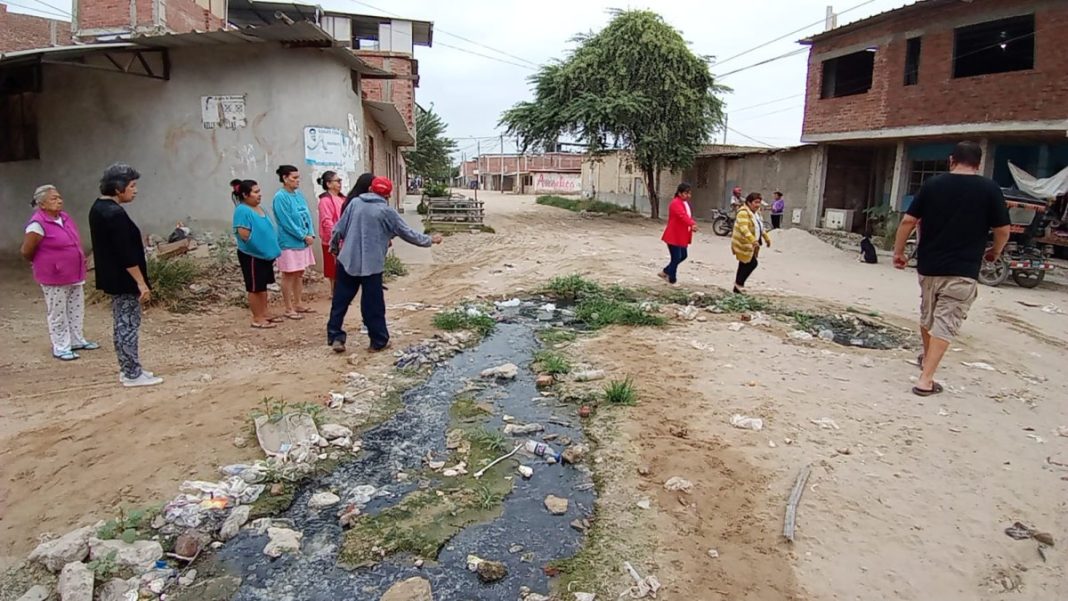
285, 312, 304, 320
295, 307, 316, 314
53, 350, 80, 361
911, 382, 944, 397
72, 342, 100, 351
251, 322, 277, 329
267, 316, 284, 323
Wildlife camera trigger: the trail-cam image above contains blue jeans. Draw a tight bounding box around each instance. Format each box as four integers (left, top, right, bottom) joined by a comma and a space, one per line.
663, 245, 688, 284
327, 268, 389, 350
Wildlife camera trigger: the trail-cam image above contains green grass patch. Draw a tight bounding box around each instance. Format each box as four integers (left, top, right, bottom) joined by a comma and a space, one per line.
424, 224, 496, 236
712, 293, 771, 313
467, 427, 509, 455
536, 195, 632, 214
545, 274, 604, 300
537, 328, 578, 344
786, 310, 817, 332
384, 253, 408, 278
575, 297, 665, 329
451, 395, 491, 421
146, 255, 202, 313
534, 350, 571, 375
432, 308, 496, 337
604, 377, 638, 406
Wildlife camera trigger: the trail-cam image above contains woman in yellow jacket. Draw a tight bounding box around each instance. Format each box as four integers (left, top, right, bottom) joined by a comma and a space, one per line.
731, 192, 771, 293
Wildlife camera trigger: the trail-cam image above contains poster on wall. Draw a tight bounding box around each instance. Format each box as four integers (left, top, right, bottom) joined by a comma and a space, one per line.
201, 95, 246, 129
533, 172, 581, 194
304, 126, 349, 167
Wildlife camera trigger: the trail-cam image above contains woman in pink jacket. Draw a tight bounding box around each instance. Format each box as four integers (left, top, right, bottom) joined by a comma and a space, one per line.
20, 185, 99, 361
317, 170, 345, 292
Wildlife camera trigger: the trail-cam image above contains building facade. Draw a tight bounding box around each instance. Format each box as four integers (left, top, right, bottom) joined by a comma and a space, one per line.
0, 3, 72, 52
800, 0, 1068, 233
460, 152, 583, 193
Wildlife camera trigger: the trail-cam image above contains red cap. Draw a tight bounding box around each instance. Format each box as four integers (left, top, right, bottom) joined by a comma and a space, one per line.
370, 176, 393, 197
732, 187, 742, 194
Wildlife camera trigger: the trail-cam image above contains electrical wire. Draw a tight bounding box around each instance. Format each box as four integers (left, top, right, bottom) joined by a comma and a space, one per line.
3, 0, 70, 19
26, 0, 71, 17
726, 127, 775, 147
729, 92, 805, 113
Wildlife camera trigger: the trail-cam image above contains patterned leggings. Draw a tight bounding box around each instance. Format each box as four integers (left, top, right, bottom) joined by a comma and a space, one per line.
41, 284, 88, 355
111, 294, 143, 379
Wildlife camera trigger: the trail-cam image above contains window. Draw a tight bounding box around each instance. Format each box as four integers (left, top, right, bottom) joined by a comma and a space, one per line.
908, 159, 948, 195
953, 14, 1034, 78
821, 49, 876, 98
904, 37, 921, 86
350, 70, 361, 96
0, 65, 41, 163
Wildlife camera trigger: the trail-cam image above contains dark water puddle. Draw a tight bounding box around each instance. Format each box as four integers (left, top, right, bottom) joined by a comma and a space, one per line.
215, 315, 594, 600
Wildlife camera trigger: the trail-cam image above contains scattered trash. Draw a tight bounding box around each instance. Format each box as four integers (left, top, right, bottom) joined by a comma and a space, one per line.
254, 412, 319, 457
523, 440, 562, 462
473, 444, 521, 479
497, 298, 522, 308
481, 363, 519, 380
783, 464, 812, 542
263, 527, 302, 558
749, 312, 771, 327
572, 369, 606, 382
818, 329, 835, 341
623, 561, 661, 599
961, 361, 996, 371
1005, 522, 1034, 540
218, 505, 251, 541
727, 322, 745, 332
707, 549, 720, 559
636, 499, 651, 510
544, 495, 569, 515
768, 440, 777, 448
729, 414, 764, 431
810, 417, 840, 430
1041, 304, 1063, 315
789, 330, 814, 341
676, 305, 699, 321
504, 423, 545, 436
663, 477, 694, 493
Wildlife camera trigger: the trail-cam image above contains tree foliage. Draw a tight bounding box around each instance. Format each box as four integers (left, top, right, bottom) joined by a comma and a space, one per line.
499, 10, 727, 218
404, 105, 458, 182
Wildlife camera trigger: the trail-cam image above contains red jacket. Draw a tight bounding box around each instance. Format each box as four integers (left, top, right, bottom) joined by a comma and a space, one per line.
661, 197, 696, 247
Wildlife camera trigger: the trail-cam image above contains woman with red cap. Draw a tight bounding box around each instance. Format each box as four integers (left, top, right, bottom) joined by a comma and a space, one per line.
327, 176, 443, 353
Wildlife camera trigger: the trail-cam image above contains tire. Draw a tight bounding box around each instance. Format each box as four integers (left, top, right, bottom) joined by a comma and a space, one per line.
904, 240, 918, 268
712, 217, 732, 237
978, 257, 1010, 287
1012, 269, 1045, 289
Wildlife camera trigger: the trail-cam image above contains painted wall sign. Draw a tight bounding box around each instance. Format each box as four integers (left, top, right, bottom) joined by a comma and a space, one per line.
533, 172, 581, 193
201, 95, 247, 129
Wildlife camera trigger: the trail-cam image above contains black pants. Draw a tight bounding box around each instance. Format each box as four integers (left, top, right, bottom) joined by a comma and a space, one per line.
663, 245, 688, 284
771, 214, 782, 229
735, 257, 759, 289
327, 268, 389, 349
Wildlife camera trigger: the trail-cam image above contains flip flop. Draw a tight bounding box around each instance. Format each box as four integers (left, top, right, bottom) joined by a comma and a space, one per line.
267, 316, 285, 323
72, 342, 100, 351
251, 322, 277, 329
53, 350, 80, 361
911, 382, 944, 397
657, 271, 668, 282
295, 307, 316, 314
285, 312, 304, 320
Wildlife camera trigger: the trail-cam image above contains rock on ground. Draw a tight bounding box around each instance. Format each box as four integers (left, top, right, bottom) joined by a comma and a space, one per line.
380, 577, 433, 601
503, 423, 544, 435
309, 492, 341, 509
544, 495, 569, 515
97, 578, 138, 601
319, 424, 353, 440
664, 477, 694, 493
481, 363, 519, 380
562, 444, 589, 464
476, 560, 508, 583
89, 539, 163, 572
219, 505, 251, 541
28, 525, 94, 572
58, 562, 94, 601
263, 527, 302, 558
174, 531, 209, 558
15, 585, 50, 601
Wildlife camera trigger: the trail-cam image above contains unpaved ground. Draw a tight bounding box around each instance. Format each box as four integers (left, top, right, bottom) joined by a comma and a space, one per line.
1, 191, 1065, 599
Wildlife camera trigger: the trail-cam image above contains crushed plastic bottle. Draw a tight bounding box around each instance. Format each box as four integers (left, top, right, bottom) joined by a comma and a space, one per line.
523, 440, 561, 462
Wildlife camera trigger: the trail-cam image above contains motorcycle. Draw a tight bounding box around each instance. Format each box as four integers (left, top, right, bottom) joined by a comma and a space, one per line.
978, 242, 1054, 288
711, 209, 734, 237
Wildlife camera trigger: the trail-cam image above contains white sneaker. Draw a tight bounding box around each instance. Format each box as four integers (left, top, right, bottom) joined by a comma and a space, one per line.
119, 370, 154, 383
122, 372, 163, 387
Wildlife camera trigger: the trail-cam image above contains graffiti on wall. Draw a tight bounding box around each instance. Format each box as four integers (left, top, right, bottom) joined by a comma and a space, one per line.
533, 172, 581, 193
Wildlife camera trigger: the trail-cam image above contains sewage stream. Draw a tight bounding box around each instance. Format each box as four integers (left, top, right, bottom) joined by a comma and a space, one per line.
214, 310, 594, 600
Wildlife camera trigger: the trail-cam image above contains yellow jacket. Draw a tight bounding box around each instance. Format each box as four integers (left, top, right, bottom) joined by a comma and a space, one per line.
731, 206, 771, 263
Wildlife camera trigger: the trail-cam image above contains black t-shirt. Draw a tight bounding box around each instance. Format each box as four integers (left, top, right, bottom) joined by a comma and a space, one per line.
88, 198, 149, 295
906, 173, 1010, 279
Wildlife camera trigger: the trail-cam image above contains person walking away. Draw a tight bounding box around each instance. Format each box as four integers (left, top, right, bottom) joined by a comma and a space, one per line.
892, 141, 1010, 396
771, 191, 785, 229
317, 171, 345, 293
658, 183, 697, 285
21, 185, 99, 361
272, 165, 316, 320
327, 177, 443, 353
729, 187, 744, 210
232, 179, 283, 329
88, 163, 162, 387
731, 192, 771, 293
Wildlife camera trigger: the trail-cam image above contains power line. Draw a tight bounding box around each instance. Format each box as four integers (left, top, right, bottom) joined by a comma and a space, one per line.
726, 126, 775, 147
735, 104, 804, 120
729, 93, 804, 113
27, 0, 72, 17
714, 0, 877, 67
3, 0, 70, 19
435, 41, 536, 70
716, 48, 807, 79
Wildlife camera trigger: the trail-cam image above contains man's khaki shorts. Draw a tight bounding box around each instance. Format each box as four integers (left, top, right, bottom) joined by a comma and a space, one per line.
919, 275, 978, 341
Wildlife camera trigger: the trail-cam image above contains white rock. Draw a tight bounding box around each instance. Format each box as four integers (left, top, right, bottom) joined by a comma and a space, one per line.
676, 306, 699, 321
517, 465, 534, 479
319, 424, 353, 440
309, 492, 341, 509
29, 525, 93, 572
481, 363, 519, 380
503, 423, 544, 435
380, 576, 433, 601
664, 477, 694, 493
14, 585, 50, 601
636, 499, 651, 510
428, 461, 446, 471
502, 415, 515, 423
818, 329, 835, 341
219, 505, 251, 541
571, 369, 605, 382
544, 495, 569, 515
97, 578, 138, 601
179, 569, 197, 587
961, 361, 996, 371
727, 322, 745, 332
57, 562, 94, 601
789, 330, 814, 341
574, 594, 597, 601
263, 527, 302, 558
89, 539, 163, 572
707, 549, 720, 559
331, 436, 352, 448
729, 414, 764, 431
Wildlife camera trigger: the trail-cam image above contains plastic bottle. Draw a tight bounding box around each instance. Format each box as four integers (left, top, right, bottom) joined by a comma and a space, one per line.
523, 440, 561, 462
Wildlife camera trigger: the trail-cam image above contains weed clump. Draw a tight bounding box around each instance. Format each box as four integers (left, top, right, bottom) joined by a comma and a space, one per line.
146, 256, 202, 312
432, 308, 496, 337
534, 350, 571, 375
536, 195, 632, 215
575, 297, 665, 329
384, 254, 408, 278
604, 377, 638, 406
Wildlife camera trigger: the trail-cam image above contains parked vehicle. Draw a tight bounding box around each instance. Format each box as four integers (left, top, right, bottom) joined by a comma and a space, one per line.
978, 193, 1055, 288
711, 208, 733, 237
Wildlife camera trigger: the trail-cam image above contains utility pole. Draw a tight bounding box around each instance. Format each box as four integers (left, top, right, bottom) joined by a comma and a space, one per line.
500, 134, 505, 193
515, 135, 521, 195
825, 5, 837, 31
723, 113, 728, 144
475, 138, 480, 203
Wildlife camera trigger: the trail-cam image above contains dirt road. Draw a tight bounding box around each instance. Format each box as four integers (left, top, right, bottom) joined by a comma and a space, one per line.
1, 191, 1064, 599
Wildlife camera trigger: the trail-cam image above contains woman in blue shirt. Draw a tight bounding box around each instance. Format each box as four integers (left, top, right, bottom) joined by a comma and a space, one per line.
232, 179, 282, 328
272, 165, 316, 320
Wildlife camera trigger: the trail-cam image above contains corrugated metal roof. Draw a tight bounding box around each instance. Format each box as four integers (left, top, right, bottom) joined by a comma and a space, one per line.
0, 42, 134, 64
800, 0, 956, 45
131, 21, 332, 48
365, 100, 415, 145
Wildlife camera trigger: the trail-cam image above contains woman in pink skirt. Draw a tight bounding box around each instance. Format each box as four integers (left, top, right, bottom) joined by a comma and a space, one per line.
272, 165, 316, 320
316, 170, 345, 293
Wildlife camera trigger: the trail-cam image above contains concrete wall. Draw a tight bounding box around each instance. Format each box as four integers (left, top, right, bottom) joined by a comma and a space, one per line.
0, 43, 373, 252
580, 152, 679, 216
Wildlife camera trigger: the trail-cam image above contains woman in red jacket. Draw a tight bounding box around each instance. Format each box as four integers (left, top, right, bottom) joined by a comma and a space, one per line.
658, 183, 697, 285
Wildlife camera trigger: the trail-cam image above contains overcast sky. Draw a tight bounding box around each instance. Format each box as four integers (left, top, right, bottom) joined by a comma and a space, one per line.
13, 0, 912, 156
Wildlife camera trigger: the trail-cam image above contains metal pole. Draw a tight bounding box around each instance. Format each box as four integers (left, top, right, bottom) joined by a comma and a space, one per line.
475, 139, 480, 202
500, 134, 505, 193
723, 113, 728, 144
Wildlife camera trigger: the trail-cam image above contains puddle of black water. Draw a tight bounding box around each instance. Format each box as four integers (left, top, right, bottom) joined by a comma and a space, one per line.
215, 314, 594, 600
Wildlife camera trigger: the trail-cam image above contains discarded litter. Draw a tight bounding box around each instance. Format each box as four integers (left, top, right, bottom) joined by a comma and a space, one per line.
789, 330, 814, 341
504, 423, 545, 436
689, 340, 713, 352
818, 329, 835, 341
663, 477, 693, 493
572, 369, 606, 382
497, 298, 522, 308
676, 305, 699, 321
473, 444, 521, 479
523, 439, 562, 462
727, 322, 745, 332
623, 561, 661, 599
961, 361, 996, 371
810, 417, 840, 430
783, 464, 812, 542
707, 549, 720, 559
481, 363, 519, 380
517, 465, 534, 479
730, 414, 764, 431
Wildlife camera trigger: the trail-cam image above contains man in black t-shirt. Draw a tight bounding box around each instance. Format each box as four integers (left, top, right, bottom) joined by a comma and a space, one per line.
892, 141, 1010, 396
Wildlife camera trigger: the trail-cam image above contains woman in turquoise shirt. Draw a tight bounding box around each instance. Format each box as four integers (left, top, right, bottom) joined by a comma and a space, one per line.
271, 165, 316, 320
231, 179, 282, 328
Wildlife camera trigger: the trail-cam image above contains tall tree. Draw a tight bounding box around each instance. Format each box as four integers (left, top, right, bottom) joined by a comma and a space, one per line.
404, 105, 458, 182
499, 10, 727, 219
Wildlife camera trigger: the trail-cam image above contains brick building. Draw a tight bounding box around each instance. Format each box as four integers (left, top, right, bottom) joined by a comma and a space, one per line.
459, 152, 583, 193
800, 0, 1068, 233
0, 3, 71, 52
72, 0, 225, 39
